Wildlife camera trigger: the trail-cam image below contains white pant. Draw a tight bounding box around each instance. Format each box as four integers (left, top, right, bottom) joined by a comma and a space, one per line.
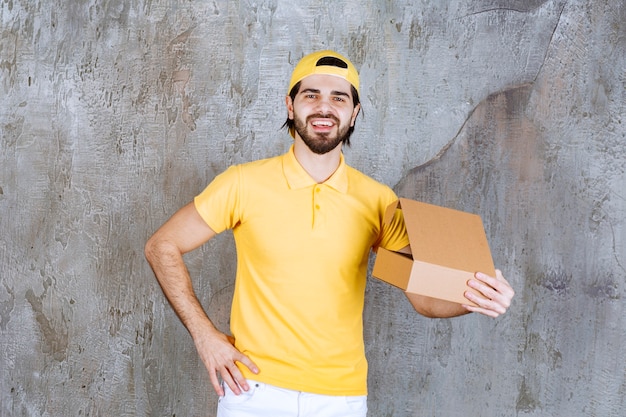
216, 380, 368, 417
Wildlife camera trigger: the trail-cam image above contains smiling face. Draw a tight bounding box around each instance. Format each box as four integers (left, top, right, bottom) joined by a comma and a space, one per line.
286, 74, 361, 155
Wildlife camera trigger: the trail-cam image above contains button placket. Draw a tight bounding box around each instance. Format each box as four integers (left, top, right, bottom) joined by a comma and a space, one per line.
315, 186, 321, 209
312, 185, 322, 228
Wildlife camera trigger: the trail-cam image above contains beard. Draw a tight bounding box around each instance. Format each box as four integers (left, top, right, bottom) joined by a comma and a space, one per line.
293, 112, 351, 155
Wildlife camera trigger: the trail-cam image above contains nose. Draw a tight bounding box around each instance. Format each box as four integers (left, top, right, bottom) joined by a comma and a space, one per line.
314, 95, 333, 115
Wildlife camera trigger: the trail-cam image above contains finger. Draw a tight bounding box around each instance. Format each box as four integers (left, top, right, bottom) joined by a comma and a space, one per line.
473, 271, 501, 290
463, 268, 515, 318
236, 354, 260, 376
221, 364, 245, 395
209, 369, 225, 397
229, 354, 259, 391
472, 271, 514, 302
495, 269, 515, 299
467, 276, 500, 301
462, 303, 501, 318
464, 282, 508, 314
464, 288, 507, 314
495, 269, 511, 284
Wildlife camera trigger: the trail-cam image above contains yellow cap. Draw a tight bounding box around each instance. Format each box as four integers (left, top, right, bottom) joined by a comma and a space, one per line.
287, 50, 360, 96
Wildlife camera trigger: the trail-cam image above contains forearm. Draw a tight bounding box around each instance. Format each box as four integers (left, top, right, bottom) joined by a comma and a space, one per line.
144, 202, 258, 395
410, 294, 470, 318
413, 270, 515, 319
145, 237, 218, 338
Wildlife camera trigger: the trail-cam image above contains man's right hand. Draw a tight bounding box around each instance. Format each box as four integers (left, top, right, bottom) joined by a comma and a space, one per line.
193, 328, 260, 396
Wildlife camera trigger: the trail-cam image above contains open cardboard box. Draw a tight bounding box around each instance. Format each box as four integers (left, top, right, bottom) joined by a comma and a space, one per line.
372, 198, 495, 308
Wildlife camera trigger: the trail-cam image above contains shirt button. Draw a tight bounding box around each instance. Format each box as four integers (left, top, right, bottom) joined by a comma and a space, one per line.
315, 204, 320, 210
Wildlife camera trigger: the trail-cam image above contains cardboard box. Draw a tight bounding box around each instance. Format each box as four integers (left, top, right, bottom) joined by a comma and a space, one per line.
372, 198, 495, 308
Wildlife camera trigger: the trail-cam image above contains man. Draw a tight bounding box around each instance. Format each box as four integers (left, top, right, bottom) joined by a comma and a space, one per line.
145, 50, 514, 417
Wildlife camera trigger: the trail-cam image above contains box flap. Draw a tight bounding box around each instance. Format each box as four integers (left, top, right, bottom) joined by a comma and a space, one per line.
407, 260, 481, 306
383, 199, 401, 224
372, 247, 413, 290
395, 198, 495, 276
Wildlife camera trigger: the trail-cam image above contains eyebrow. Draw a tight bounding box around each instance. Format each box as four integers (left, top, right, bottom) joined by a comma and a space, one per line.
300, 88, 351, 98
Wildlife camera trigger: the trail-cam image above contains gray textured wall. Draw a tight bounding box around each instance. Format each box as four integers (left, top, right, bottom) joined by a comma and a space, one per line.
1, 0, 624, 416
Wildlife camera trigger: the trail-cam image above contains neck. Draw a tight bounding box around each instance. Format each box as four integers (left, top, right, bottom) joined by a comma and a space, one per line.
292, 138, 342, 183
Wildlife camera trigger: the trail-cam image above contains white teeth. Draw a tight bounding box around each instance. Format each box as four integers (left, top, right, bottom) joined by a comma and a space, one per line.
312, 121, 333, 127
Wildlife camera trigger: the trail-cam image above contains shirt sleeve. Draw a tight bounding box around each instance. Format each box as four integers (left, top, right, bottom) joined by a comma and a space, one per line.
193, 165, 242, 234
377, 206, 410, 252
372, 186, 410, 252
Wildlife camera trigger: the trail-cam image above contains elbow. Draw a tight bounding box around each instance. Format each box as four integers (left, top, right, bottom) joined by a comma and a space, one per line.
409, 295, 469, 318
144, 234, 159, 264
414, 306, 470, 319
144, 234, 177, 266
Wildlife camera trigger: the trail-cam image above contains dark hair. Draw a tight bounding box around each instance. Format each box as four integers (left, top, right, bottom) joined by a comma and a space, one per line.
282, 81, 361, 146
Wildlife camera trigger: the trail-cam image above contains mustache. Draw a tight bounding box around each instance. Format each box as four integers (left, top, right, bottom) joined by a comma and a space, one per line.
306, 113, 340, 124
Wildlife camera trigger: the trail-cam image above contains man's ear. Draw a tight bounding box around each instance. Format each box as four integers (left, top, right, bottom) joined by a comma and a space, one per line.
350, 103, 361, 127
285, 96, 294, 120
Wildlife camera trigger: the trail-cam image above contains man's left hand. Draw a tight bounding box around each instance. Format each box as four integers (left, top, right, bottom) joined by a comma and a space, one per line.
462, 269, 515, 318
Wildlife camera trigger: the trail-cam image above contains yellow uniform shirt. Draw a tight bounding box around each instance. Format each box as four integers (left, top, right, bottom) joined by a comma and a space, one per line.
194, 146, 409, 395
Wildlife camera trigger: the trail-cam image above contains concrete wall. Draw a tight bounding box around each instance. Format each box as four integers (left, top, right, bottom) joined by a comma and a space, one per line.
1, 0, 624, 415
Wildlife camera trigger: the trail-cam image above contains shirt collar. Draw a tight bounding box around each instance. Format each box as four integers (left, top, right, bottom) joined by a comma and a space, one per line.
282, 145, 349, 193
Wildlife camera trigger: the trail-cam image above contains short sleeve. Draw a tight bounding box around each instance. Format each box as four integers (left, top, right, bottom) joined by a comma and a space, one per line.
377, 204, 409, 251
193, 165, 242, 234
369, 185, 409, 252
377, 206, 410, 252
